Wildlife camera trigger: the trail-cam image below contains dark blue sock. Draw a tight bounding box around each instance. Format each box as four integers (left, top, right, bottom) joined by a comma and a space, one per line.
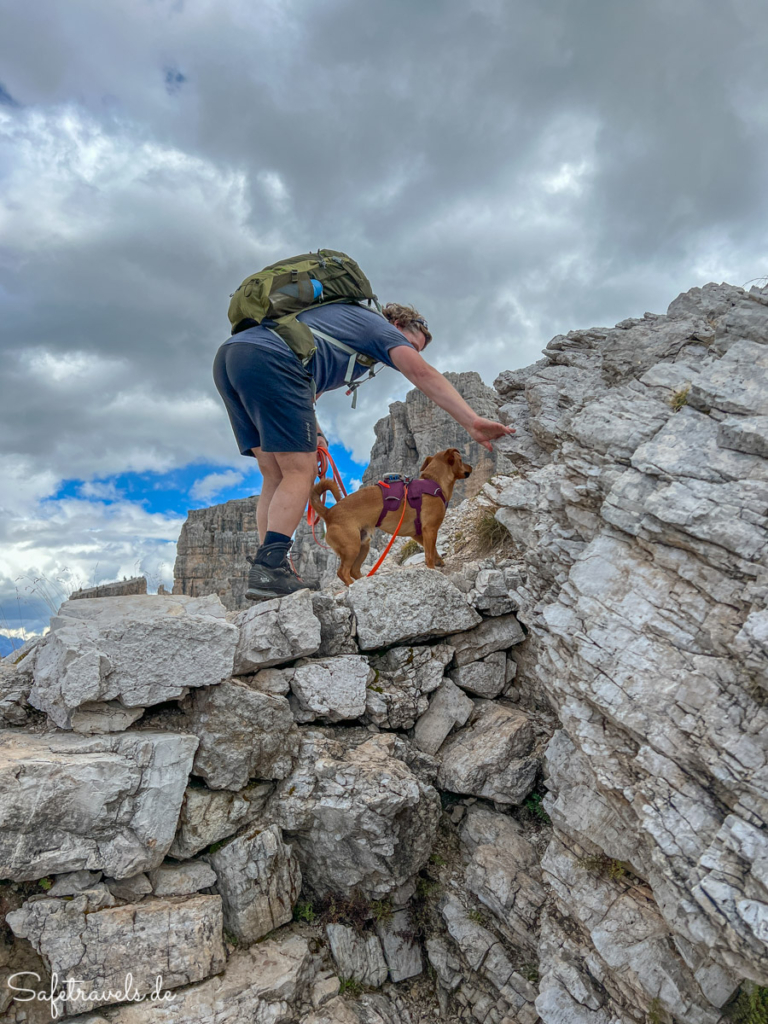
263, 531, 292, 547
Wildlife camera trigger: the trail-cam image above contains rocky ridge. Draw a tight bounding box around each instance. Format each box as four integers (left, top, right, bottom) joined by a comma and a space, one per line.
1, 279, 767, 1024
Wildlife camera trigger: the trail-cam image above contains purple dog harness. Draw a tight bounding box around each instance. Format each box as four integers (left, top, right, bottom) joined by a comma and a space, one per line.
376, 475, 447, 537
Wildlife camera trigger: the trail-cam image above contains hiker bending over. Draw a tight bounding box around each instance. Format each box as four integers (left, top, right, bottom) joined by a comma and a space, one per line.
213, 301, 513, 599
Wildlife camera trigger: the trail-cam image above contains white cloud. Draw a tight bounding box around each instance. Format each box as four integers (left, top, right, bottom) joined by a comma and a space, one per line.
189, 470, 244, 502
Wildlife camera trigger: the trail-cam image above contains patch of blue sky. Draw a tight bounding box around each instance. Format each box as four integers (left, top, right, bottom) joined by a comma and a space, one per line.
47, 442, 367, 517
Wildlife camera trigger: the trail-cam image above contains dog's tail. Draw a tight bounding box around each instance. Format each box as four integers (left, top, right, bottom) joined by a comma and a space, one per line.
309, 478, 342, 521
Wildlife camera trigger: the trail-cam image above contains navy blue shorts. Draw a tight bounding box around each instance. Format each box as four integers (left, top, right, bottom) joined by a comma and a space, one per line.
213, 341, 317, 455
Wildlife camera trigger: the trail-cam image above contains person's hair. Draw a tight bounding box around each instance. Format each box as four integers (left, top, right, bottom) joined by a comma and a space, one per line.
382, 303, 432, 346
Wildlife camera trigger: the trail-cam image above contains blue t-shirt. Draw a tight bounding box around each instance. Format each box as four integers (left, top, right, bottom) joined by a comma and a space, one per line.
225, 303, 412, 394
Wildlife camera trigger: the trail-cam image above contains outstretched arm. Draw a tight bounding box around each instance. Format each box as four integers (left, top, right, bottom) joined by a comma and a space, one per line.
389, 345, 515, 451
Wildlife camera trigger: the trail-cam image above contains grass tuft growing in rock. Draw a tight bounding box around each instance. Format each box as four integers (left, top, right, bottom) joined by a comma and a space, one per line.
339, 977, 364, 999
475, 508, 509, 553
670, 385, 690, 412
521, 792, 551, 824
577, 854, 631, 881
398, 539, 422, 563
292, 899, 317, 924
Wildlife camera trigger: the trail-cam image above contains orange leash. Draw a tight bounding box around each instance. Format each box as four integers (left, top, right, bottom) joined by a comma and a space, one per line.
366, 484, 408, 577
307, 444, 348, 548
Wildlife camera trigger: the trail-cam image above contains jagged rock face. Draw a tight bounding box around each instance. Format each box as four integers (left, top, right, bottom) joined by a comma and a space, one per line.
363, 371, 515, 502
489, 280, 768, 1021
172, 495, 260, 610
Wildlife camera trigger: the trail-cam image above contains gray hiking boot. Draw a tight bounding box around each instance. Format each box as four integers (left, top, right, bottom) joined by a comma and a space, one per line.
245, 547, 318, 600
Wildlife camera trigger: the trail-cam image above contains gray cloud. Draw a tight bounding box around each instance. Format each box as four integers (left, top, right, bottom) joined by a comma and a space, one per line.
1, 0, 767, 626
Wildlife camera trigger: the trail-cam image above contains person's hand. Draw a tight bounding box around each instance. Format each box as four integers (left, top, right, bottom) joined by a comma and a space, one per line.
317, 432, 329, 450
467, 417, 515, 452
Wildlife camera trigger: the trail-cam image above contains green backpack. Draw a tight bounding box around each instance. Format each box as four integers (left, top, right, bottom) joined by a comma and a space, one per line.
228, 249, 381, 366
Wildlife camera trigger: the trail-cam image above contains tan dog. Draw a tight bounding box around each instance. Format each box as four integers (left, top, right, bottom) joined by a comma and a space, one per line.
310, 448, 473, 585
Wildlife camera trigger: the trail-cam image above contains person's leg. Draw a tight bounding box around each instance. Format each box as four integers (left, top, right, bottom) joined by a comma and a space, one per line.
252, 448, 282, 541
268, 451, 318, 536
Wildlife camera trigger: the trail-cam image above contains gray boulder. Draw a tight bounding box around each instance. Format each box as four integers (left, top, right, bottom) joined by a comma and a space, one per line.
449, 613, 526, 667
0, 729, 197, 880
233, 589, 321, 673
169, 780, 273, 859
345, 569, 481, 650
149, 860, 217, 896
30, 594, 237, 729
449, 650, 507, 698
325, 924, 388, 987
437, 702, 538, 805
207, 824, 301, 943
365, 644, 454, 729
290, 655, 372, 722
269, 732, 441, 898
6, 889, 225, 1015
412, 678, 474, 756
185, 680, 299, 789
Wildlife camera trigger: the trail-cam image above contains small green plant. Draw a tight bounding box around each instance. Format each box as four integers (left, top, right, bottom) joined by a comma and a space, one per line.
339, 977, 364, 999
475, 508, 509, 553
726, 983, 768, 1024
429, 852, 447, 868
416, 875, 441, 900
646, 996, 664, 1024
522, 792, 551, 824
467, 908, 486, 925
208, 839, 227, 855
223, 928, 240, 948
520, 962, 540, 985
670, 385, 690, 412
38, 878, 53, 891
293, 899, 316, 924
577, 854, 630, 881
370, 898, 393, 923
398, 539, 422, 563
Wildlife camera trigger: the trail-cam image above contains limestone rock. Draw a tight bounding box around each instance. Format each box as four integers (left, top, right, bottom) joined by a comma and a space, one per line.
365, 643, 454, 729
0, 729, 197, 881
185, 680, 299, 789
449, 613, 526, 666
449, 650, 506, 698
30, 594, 237, 729
375, 909, 422, 982
6, 890, 225, 1015
325, 923, 388, 987
461, 806, 547, 950
70, 576, 148, 600
207, 824, 301, 943
172, 494, 260, 611
149, 860, 217, 896
312, 591, 358, 656
268, 732, 440, 898
346, 569, 481, 650
290, 655, 372, 722
49, 869, 103, 896
0, 662, 32, 726
412, 678, 474, 756
437, 702, 538, 805
232, 589, 322, 673
104, 873, 152, 900
83, 932, 316, 1024
169, 780, 273, 859
70, 701, 145, 734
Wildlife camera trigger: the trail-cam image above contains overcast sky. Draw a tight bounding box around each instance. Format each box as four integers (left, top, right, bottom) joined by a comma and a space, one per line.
1, 0, 767, 643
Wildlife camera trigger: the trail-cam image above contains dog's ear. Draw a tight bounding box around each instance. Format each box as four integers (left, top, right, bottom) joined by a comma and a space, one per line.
445, 448, 460, 465
420, 456, 433, 472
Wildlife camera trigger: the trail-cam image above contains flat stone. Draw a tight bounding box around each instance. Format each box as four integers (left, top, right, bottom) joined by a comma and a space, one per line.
185, 680, 299, 789
449, 614, 526, 667
169, 780, 273, 859
345, 569, 481, 650
437, 702, 538, 805
718, 415, 768, 458
290, 655, 371, 722
375, 909, 422, 981
6, 891, 225, 1015
70, 701, 145, 734
104, 872, 152, 900
31, 595, 237, 729
325, 923, 388, 987
149, 860, 217, 896
0, 729, 197, 881
412, 678, 474, 755
449, 651, 507, 698
233, 589, 321, 673
207, 824, 301, 943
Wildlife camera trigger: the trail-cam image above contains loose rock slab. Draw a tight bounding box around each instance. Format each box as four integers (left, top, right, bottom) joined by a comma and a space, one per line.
366, 644, 454, 730
449, 651, 507, 698
437, 702, 538, 805
185, 681, 299, 789
169, 780, 273, 859
208, 825, 301, 943
269, 732, 441, 898
345, 569, 481, 650
326, 923, 388, 987
412, 678, 474, 756
290, 655, 372, 722
0, 729, 197, 881
449, 613, 526, 667
6, 889, 225, 1015
233, 590, 322, 673
30, 595, 237, 729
